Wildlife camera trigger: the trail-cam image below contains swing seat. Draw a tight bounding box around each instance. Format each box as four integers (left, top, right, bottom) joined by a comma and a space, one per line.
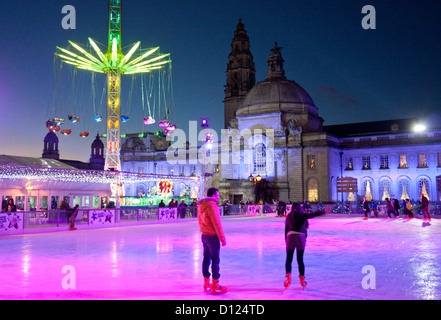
121, 115, 129, 122
166, 124, 176, 131
143, 117, 155, 125
159, 120, 170, 128
52, 118, 65, 125
94, 114, 102, 122
154, 131, 164, 137
61, 129, 72, 135
68, 115, 80, 123
80, 131, 89, 138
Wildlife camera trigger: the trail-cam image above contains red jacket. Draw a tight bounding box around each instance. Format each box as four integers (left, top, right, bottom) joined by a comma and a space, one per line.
197, 197, 226, 243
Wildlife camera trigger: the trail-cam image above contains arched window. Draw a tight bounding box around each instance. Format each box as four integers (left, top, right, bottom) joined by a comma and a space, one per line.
418, 178, 430, 200
380, 179, 391, 201
398, 178, 410, 200
253, 143, 266, 172
363, 180, 373, 201
307, 178, 319, 202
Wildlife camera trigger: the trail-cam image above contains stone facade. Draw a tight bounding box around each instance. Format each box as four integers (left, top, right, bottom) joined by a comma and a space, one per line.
120, 19, 441, 204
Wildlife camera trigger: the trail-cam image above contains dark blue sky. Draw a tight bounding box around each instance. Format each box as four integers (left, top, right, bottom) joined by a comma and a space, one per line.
1, 0, 440, 162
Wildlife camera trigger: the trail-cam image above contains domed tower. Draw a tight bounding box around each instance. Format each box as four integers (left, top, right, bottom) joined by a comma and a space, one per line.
89, 134, 105, 170
223, 18, 256, 129
236, 43, 323, 134
42, 128, 60, 159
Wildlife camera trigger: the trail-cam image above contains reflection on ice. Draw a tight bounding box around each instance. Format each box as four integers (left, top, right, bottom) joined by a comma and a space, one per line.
0, 216, 439, 300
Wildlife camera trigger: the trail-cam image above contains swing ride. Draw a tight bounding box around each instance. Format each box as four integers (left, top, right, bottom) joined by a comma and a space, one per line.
51, 0, 175, 171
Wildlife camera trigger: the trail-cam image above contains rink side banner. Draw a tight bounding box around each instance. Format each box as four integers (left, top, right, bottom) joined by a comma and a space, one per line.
0, 212, 24, 235
88, 209, 115, 228
158, 208, 177, 220
246, 205, 288, 216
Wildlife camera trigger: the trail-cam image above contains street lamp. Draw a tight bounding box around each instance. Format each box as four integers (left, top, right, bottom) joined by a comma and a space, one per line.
414, 123, 426, 133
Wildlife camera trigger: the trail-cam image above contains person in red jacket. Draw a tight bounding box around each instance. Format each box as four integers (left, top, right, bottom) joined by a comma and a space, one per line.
198, 187, 227, 294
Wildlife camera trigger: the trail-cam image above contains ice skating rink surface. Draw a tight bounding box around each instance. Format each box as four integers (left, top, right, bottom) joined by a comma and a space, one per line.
1, 215, 440, 300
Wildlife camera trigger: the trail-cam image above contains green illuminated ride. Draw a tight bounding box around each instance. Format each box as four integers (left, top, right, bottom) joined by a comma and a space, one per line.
55, 0, 171, 171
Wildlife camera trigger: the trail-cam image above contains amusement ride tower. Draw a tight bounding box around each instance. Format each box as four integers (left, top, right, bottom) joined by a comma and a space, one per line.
55, 0, 171, 171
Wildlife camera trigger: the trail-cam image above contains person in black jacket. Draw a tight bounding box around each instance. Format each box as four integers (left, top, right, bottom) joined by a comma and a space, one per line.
362, 196, 370, 220
421, 193, 430, 221
284, 202, 329, 289
393, 197, 401, 217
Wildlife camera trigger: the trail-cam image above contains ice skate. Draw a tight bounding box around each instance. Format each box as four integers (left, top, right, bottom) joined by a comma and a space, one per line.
69, 226, 77, 230
203, 277, 211, 293
299, 276, 307, 289
284, 273, 291, 288
211, 279, 228, 294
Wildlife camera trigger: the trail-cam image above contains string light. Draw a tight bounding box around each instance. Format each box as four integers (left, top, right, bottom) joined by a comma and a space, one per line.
0, 165, 200, 185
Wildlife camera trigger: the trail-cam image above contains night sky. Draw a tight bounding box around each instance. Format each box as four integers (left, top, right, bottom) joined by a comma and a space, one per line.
1, 0, 440, 162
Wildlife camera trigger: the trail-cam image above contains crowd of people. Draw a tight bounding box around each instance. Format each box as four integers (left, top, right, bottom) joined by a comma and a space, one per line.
158, 198, 198, 218
362, 193, 431, 221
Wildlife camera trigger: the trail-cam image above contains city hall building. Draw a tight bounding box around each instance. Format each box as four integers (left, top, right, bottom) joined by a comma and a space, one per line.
120, 19, 441, 204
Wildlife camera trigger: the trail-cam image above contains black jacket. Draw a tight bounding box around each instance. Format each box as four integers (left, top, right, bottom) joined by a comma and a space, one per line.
285, 210, 325, 239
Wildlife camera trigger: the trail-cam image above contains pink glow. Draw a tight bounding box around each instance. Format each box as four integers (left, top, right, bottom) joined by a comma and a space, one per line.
0, 216, 439, 300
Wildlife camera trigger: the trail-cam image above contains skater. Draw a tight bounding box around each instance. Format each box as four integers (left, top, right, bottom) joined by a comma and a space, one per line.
421, 193, 430, 221
362, 196, 370, 220
198, 187, 227, 294
400, 199, 407, 216
7, 198, 17, 212
284, 202, 329, 289
405, 199, 414, 218
302, 201, 311, 213
69, 205, 79, 230
277, 200, 286, 217
393, 197, 400, 218
178, 200, 187, 219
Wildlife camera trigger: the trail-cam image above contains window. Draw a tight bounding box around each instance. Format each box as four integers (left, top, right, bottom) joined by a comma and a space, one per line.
399, 179, 410, 200
380, 155, 389, 169
418, 153, 427, 168
307, 155, 316, 169
93, 196, 100, 208
399, 155, 408, 168
307, 178, 319, 202
438, 153, 441, 167
362, 156, 371, 170
380, 180, 391, 201
345, 157, 353, 170
253, 143, 266, 172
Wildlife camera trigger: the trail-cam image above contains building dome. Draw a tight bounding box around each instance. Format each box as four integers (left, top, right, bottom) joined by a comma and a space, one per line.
237, 78, 317, 116
235, 43, 322, 132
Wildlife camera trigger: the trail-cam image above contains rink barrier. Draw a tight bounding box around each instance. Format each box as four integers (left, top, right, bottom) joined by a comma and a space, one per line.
1, 203, 439, 236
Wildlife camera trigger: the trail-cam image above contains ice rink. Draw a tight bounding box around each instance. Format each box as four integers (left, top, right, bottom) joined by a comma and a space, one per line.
1, 215, 440, 300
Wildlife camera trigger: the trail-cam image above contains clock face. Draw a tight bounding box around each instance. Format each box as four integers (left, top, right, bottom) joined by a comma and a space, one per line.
157, 140, 163, 147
